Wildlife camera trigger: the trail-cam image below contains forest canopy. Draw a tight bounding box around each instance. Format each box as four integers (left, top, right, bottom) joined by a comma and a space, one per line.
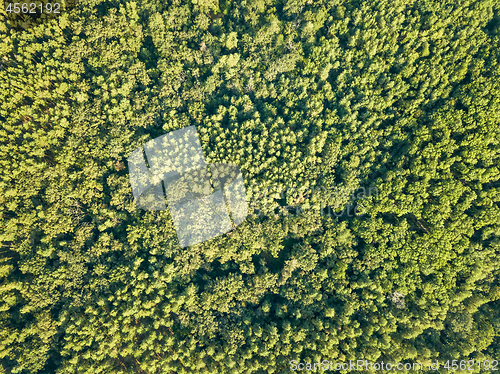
1, 0, 500, 372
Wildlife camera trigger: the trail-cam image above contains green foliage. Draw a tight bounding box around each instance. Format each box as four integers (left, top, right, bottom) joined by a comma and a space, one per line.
1, 0, 500, 372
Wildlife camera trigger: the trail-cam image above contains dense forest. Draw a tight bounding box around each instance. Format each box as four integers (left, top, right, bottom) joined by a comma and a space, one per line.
1, 0, 500, 372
